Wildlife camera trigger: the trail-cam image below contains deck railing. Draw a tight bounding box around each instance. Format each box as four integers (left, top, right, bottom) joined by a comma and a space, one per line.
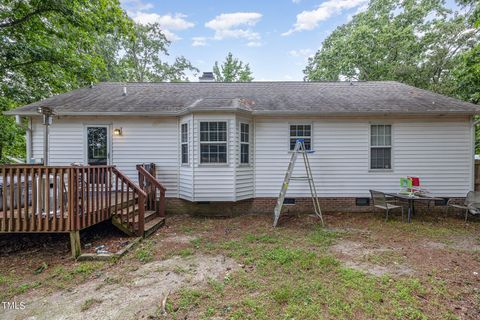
1, 166, 72, 232
0, 165, 146, 235
113, 167, 146, 236
137, 164, 166, 218
70, 165, 115, 231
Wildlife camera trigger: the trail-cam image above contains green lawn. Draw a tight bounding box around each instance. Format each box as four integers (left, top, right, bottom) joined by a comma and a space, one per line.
1, 212, 479, 319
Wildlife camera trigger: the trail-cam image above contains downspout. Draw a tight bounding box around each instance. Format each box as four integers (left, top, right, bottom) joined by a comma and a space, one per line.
472, 117, 479, 191
177, 116, 180, 199
26, 117, 32, 164
192, 113, 195, 202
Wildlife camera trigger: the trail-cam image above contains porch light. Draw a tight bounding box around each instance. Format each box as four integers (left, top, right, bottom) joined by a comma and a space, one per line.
37, 106, 53, 125
113, 128, 123, 136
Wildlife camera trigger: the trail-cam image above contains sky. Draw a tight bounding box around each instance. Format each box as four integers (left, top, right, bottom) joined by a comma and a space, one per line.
120, 0, 460, 81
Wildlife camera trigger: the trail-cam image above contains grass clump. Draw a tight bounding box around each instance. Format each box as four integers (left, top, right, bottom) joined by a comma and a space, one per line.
135, 240, 154, 263
307, 227, 339, 248
178, 248, 194, 257
81, 298, 103, 311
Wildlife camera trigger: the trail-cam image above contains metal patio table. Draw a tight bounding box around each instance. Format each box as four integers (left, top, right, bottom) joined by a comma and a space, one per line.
384, 193, 444, 223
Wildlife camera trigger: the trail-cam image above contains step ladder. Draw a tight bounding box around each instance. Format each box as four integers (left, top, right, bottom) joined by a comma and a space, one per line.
273, 139, 324, 227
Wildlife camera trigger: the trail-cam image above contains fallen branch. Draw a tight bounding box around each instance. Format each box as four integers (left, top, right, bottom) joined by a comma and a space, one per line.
161, 290, 170, 315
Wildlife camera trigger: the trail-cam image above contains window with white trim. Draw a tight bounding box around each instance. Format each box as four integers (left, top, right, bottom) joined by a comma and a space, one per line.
289, 124, 312, 150
370, 124, 392, 170
181, 123, 188, 164
200, 121, 227, 163
240, 123, 250, 164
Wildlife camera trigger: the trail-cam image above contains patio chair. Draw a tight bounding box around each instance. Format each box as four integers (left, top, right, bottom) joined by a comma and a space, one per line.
446, 191, 480, 223
370, 190, 404, 222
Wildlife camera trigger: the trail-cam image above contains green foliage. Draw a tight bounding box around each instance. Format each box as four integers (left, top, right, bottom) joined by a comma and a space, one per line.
135, 240, 154, 263
0, 1, 199, 162
118, 23, 199, 82
307, 226, 339, 248
304, 0, 480, 151
454, 1, 480, 106
0, 0, 131, 162
304, 0, 479, 97
0, 97, 24, 163
213, 52, 254, 82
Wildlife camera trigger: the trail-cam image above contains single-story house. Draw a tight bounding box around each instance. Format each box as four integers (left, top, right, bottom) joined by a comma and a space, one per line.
6, 80, 480, 214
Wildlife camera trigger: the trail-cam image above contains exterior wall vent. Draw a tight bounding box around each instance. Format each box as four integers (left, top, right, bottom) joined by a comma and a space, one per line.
355, 198, 370, 206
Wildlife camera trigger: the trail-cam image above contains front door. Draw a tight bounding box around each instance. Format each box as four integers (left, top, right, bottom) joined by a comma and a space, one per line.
86, 126, 110, 165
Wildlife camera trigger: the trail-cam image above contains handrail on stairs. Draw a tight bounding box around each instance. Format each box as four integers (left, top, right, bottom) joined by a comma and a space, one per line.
136, 164, 166, 218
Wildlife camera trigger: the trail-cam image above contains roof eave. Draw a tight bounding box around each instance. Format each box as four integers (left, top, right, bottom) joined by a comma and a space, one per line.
251, 110, 478, 116
3, 108, 480, 117
3, 107, 254, 117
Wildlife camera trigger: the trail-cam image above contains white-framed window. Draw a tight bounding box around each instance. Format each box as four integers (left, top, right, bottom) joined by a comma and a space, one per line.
289, 124, 312, 150
240, 123, 250, 164
181, 123, 188, 164
200, 121, 227, 164
370, 124, 392, 170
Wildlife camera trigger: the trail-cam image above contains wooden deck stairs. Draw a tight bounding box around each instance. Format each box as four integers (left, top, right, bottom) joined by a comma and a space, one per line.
110, 164, 166, 238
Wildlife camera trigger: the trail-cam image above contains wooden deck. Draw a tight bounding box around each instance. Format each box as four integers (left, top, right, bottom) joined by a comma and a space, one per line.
1, 164, 166, 257
0, 194, 136, 233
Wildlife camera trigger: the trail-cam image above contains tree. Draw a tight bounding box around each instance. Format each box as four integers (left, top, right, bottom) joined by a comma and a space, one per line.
119, 23, 198, 82
0, 0, 132, 162
454, 0, 480, 104
0, 2, 199, 162
455, 0, 480, 151
213, 52, 254, 82
303, 0, 479, 95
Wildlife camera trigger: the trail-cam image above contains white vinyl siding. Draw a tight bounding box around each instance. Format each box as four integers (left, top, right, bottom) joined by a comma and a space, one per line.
31, 120, 44, 161
179, 115, 193, 200
255, 117, 472, 198
193, 115, 235, 201
31, 115, 472, 202
112, 118, 178, 197
236, 117, 254, 200
31, 116, 179, 197
31, 119, 84, 165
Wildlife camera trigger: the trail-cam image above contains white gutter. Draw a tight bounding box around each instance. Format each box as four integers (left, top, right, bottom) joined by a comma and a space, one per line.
5, 110, 479, 117
4, 107, 254, 117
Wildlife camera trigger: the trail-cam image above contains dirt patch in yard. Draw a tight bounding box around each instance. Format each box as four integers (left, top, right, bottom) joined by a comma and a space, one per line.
331, 240, 414, 276
422, 236, 480, 252
1, 212, 480, 319
2, 253, 238, 320
161, 234, 198, 244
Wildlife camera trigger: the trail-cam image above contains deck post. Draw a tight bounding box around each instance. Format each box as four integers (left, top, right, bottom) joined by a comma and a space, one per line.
69, 230, 81, 259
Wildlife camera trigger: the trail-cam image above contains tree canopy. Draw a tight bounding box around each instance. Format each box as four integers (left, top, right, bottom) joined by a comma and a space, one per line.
304, 0, 479, 102
118, 23, 199, 82
1, 0, 132, 162
213, 52, 254, 82
454, 0, 480, 104
0, 0, 198, 162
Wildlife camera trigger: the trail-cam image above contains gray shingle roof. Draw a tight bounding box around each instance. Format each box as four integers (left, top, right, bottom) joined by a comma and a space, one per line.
7, 81, 480, 116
